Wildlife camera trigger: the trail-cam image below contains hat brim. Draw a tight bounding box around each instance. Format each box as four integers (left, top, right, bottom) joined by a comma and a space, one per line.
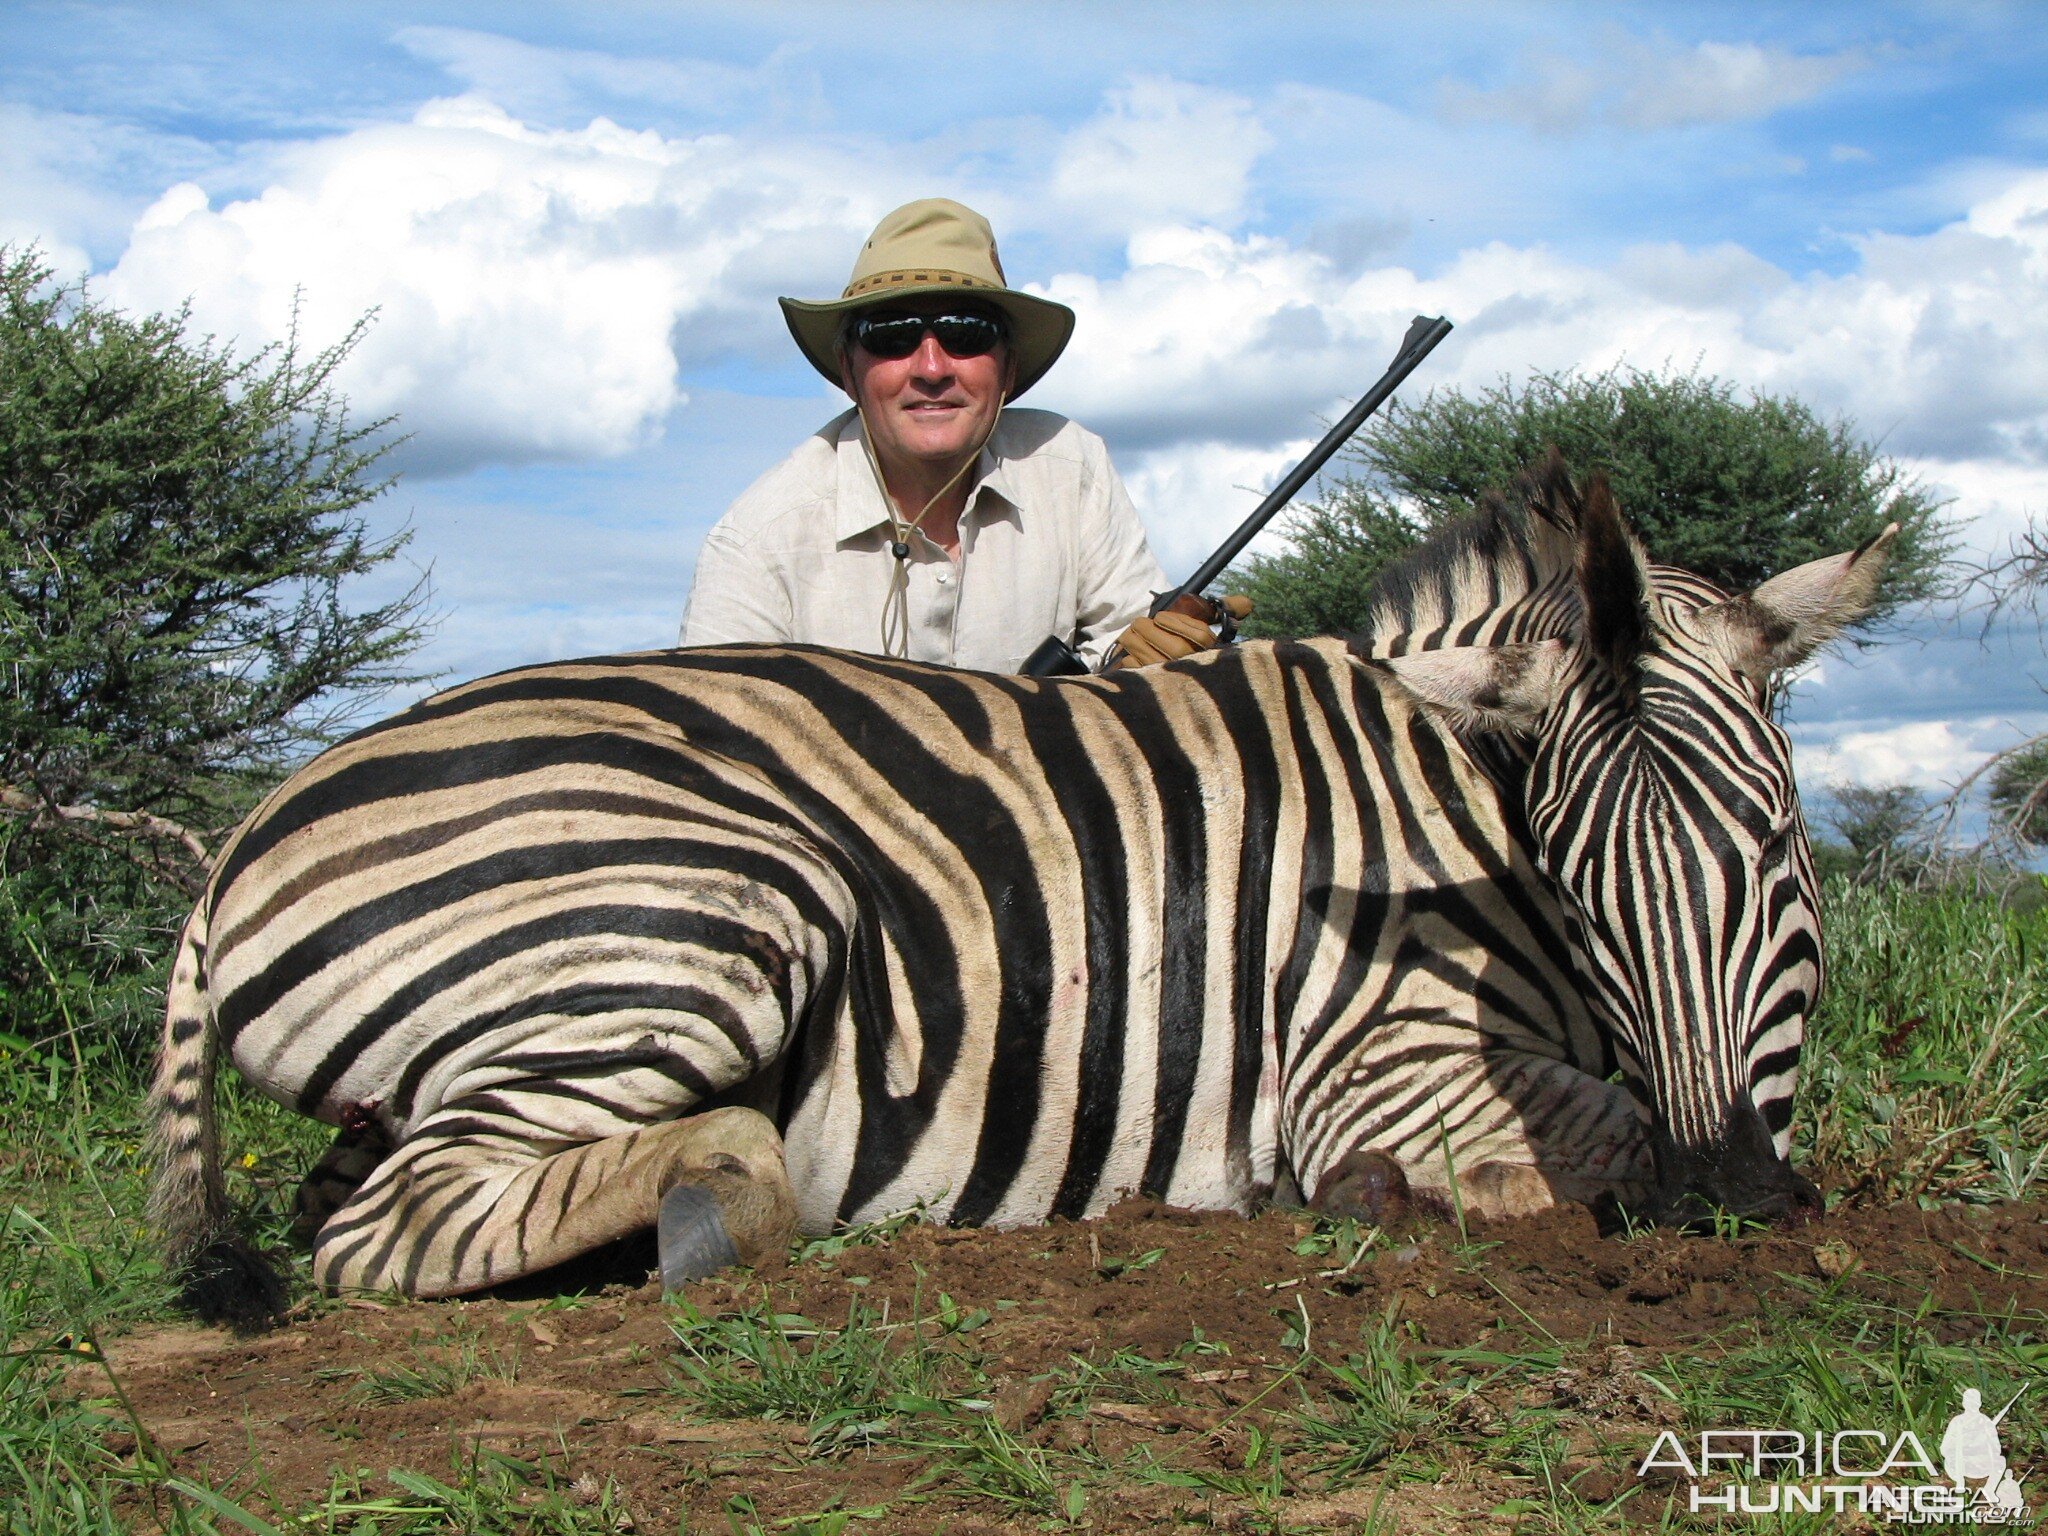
780, 283, 1075, 400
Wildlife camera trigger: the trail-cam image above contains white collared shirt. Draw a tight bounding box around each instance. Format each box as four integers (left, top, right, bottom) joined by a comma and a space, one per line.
680, 408, 1167, 673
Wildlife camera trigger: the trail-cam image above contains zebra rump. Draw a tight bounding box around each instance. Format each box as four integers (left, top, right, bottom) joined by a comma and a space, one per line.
150, 453, 1893, 1325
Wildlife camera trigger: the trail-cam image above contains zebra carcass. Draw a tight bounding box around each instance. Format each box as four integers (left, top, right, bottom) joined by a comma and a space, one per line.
152, 456, 1892, 1324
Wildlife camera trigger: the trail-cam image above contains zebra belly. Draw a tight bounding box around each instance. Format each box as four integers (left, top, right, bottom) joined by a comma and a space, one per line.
774, 966, 1269, 1245
778, 989, 1267, 1234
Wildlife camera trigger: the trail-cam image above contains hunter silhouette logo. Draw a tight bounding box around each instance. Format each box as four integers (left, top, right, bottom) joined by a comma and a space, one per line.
1942, 1388, 2028, 1519
1637, 1383, 2032, 1523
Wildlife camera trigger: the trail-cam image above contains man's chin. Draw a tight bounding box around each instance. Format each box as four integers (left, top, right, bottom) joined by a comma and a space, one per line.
897, 429, 982, 462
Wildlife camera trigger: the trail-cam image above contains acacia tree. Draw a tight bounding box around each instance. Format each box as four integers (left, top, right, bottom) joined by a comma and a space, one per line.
0, 248, 427, 1049
1815, 781, 1932, 885
1, 247, 427, 874
1234, 366, 1951, 640
1951, 522, 2048, 862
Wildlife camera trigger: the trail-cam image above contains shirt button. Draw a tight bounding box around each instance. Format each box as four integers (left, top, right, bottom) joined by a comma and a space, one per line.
936, 572, 951, 585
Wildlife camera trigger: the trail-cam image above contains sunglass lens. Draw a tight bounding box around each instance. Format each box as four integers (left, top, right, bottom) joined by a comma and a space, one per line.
854, 312, 1004, 360
930, 315, 1001, 357
854, 315, 927, 359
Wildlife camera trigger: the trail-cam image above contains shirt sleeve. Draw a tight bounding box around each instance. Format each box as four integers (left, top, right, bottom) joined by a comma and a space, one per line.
679, 523, 794, 647
1071, 438, 1170, 669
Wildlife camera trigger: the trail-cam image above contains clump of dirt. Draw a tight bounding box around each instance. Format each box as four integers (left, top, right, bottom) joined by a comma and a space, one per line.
95, 1198, 2048, 1533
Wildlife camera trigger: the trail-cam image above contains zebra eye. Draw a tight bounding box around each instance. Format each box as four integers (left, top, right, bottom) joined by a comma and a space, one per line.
1757, 816, 1799, 862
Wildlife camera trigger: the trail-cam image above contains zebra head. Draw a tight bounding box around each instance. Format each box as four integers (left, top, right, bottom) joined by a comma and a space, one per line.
1386, 468, 1895, 1224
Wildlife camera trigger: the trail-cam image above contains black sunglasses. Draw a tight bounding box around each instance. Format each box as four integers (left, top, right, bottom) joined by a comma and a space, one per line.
847, 309, 1006, 361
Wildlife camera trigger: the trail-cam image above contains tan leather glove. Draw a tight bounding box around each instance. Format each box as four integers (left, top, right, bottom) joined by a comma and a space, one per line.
1109, 594, 1254, 669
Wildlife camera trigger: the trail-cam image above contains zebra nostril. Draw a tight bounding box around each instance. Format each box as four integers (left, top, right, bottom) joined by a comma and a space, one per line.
1777, 1172, 1824, 1225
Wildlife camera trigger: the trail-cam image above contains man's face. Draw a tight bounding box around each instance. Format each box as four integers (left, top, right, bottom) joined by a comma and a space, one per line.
841, 299, 1014, 476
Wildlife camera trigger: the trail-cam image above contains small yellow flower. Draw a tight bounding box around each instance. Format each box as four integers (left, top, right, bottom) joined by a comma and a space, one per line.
240, 1152, 258, 1169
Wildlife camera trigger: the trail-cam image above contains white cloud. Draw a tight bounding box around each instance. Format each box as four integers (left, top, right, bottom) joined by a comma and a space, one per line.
1439, 52, 1605, 136
1898, 455, 2048, 560
1119, 437, 1315, 580
392, 26, 791, 122
0, 102, 218, 275
80, 74, 1285, 479
71, 69, 2048, 513
1049, 77, 1272, 231
1038, 163, 2048, 480
99, 95, 902, 474
1615, 41, 1866, 131
1793, 714, 2048, 791
1442, 37, 1867, 135
1036, 225, 1385, 448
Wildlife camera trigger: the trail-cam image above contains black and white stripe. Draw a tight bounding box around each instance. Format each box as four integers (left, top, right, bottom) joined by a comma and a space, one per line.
151, 455, 1892, 1309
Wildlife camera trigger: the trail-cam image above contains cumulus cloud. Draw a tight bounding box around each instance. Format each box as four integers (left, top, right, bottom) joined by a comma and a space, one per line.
1038, 164, 2048, 474
1793, 714, 2048, 791
1117, 437, 1315, 579
1898, 454, 2048, 559
80, 71, 1298, 478
1442, 37, 1867, 135
0, 102, 219, 274
70, 60, 2048, 503
99, 95, 904, 474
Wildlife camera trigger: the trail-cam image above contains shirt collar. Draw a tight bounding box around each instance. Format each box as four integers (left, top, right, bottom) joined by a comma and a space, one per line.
831, 409, 1019, 545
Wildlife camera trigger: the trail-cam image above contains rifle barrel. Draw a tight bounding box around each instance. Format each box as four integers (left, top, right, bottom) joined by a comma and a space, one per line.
1157, 313, 1454, 612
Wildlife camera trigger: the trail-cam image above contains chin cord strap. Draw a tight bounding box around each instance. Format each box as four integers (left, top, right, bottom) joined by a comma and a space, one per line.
862, 391, 1008, 661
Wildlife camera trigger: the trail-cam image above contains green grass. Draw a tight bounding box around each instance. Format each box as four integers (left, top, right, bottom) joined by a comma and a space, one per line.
1796, 879, 2048, 1206
314, 1323, 523, 1407
662, 1287, 990, 1452
2, 874, 2045, 1531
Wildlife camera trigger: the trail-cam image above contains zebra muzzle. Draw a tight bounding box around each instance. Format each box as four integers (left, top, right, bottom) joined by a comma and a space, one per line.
1648, 1111, 1823, 1229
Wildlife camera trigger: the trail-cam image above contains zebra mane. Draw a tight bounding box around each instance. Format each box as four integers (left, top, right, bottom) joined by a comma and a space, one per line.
1347, 449, 1583, 658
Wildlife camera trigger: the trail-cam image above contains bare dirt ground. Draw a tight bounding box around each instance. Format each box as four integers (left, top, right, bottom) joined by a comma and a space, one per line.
98, 1198, 2048, 1533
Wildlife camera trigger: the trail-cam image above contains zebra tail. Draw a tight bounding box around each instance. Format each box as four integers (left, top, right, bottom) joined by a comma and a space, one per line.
147, 898, 287, 1331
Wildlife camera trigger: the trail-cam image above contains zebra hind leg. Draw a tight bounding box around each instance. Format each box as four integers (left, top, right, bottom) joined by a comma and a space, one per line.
289, 1118, 393, 1249
309, 1104, 798, 1300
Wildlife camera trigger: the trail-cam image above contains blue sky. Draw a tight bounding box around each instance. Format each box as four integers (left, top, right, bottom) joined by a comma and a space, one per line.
5, 2, 2046, 826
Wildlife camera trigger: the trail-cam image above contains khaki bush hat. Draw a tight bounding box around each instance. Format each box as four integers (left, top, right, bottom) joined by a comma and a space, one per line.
780, 198, 1076, 399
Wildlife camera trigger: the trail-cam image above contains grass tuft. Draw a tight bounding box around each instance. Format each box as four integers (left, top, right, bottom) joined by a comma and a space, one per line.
1798, 879, 2048, 1207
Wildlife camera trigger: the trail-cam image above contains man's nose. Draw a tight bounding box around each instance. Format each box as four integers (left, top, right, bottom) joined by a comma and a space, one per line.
909, 332, 953, 380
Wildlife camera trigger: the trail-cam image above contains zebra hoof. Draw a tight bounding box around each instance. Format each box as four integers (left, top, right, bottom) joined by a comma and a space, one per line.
1312, 1149, 1413, 1225
658, 1183, 741, 1291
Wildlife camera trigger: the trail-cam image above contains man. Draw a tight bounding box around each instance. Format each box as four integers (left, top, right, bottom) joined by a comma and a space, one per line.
681, 198, 1239, 672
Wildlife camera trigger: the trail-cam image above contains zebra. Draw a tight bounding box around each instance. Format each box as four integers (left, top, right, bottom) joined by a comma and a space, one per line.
151, 454, 1893, 1324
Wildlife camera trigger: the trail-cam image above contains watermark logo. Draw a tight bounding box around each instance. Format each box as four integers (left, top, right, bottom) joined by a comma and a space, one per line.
1637, 1385, 2030, 1523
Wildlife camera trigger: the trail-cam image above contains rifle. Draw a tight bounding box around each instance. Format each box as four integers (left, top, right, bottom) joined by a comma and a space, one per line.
1021, 313, 1455, 677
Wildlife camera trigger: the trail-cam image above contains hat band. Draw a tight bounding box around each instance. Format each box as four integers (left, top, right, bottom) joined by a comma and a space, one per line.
843, 268, 999, 298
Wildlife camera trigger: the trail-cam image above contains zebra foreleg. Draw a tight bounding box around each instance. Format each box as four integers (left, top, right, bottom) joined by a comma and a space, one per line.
307, 1104, 797, 1299
1302, 1051, 1654, 1223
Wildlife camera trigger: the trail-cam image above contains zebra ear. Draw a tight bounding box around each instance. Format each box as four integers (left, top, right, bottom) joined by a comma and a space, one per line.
1694, 523, 1899, 683
1574, 472, 1654, 699
1382, 640, 1568, 733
